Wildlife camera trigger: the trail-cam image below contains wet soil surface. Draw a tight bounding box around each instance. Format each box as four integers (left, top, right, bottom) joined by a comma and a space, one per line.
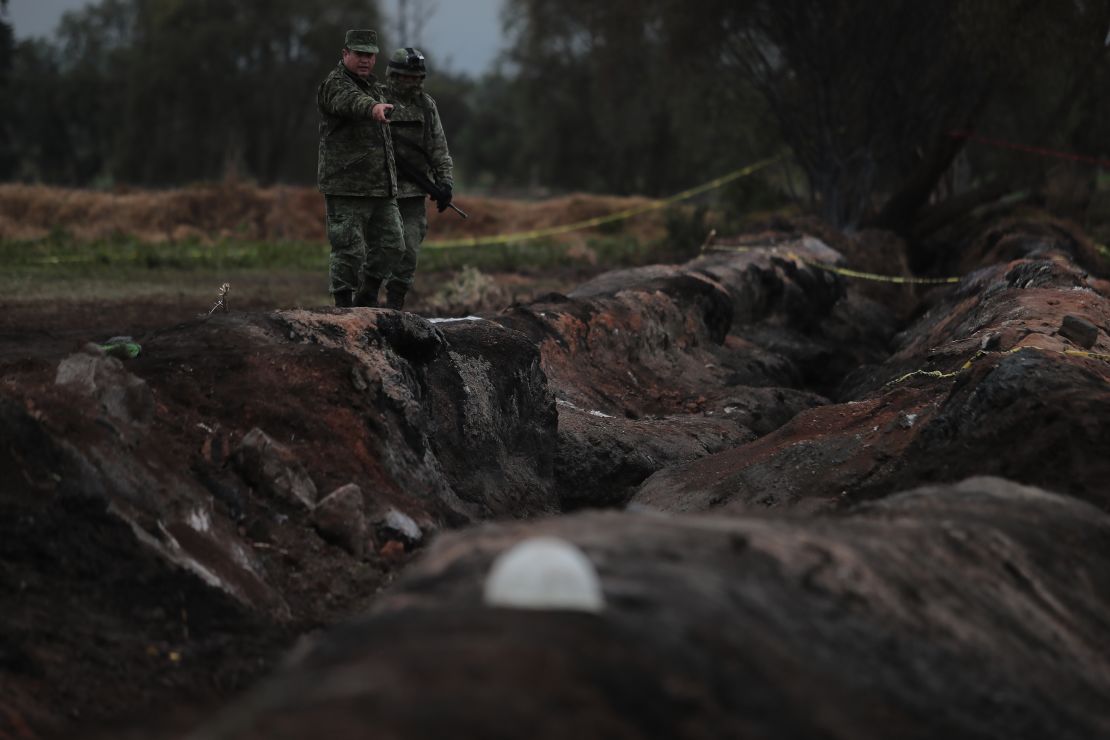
4, 220, 1110, 739
0, 268, 590, 738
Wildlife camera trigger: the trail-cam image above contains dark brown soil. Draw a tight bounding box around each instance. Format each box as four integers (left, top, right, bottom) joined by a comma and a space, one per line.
0, 267, 588, 739
5, 214, 1110, 740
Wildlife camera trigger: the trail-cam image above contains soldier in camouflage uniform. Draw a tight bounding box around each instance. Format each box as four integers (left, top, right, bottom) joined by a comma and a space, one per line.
382, 47, 455, 310
317, 29, 404, 307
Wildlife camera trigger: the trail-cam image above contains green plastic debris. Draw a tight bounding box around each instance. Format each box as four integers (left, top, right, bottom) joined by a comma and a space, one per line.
98, 336, 142, 359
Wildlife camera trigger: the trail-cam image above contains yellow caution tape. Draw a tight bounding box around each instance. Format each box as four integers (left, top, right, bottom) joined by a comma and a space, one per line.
700, 243, 756, 255
22, 158, 781, 263
799, 259, 961, 285
886, 344, 1110, 388
702, 245, 962, 285
1064, 348, 1110, 362
959, 349, 995, 369
422, 156, 784, 249
885, 368, 961, 385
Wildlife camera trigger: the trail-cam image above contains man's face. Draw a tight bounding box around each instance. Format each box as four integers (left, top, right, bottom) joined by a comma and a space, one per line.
342, 48, 376, 78
393, 72, 425, 91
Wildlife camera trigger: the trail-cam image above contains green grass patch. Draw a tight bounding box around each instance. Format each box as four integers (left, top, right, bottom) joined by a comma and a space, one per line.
2, 232, 673, 274
0, 235, 329, 271
0, 232, 683, 304
0, 264, 327, 304
420, 234, 680, 271
0, 236, 330, 304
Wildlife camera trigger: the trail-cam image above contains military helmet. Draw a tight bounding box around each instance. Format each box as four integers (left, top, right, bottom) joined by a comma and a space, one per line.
388, 47, 427, 76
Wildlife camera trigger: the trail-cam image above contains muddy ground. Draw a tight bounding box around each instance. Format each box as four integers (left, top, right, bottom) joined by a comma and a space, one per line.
3, 212, 1110, 739
0, 262, 616, 738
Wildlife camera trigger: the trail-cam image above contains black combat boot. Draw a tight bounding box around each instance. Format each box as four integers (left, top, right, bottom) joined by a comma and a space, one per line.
355, 278, 382, 307
384, 282, 408, 310
333, 289, 355, 307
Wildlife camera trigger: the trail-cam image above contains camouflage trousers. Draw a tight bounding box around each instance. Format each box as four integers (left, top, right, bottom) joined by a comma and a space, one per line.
324, 194, 405, 296
387, 196, 429, 288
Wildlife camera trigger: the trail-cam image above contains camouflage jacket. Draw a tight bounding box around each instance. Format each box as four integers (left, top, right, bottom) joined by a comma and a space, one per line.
384, 83, 454, 199
317, 63, 397, 197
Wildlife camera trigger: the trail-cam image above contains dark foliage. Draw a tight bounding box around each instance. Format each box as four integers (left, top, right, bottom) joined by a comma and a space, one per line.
3, 0, 1109, 240
4, 0, 384, 186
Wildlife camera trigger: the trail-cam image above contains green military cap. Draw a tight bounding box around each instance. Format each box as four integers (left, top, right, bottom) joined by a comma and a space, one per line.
344, 29, 379, 54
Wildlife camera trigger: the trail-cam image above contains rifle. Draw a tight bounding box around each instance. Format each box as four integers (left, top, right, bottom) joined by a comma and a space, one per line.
393, 153, 468, 219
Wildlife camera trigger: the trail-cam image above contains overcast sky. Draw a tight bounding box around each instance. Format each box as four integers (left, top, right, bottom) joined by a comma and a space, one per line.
5, 0, 506, 76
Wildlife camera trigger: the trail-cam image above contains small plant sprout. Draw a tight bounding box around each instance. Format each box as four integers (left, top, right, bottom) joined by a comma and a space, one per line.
208, 282, 231, 315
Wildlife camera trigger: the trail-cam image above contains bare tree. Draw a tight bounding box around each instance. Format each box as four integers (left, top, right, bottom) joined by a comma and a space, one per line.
392, 0, 439, 47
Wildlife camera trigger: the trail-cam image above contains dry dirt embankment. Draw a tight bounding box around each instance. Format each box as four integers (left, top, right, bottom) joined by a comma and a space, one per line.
2, 214, 1110, 739
0, 182, 666, 246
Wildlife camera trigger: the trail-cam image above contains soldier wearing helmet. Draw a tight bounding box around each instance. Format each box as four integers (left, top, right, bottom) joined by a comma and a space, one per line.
382, 47, 455, 310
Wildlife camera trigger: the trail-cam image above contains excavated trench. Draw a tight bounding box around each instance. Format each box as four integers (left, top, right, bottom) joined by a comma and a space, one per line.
3, 219, 1110, 739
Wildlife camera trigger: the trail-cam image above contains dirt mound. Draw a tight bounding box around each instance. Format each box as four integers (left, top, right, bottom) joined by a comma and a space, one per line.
0, 183, 667, 246
189, 477, 1110, 740
3, 215, 1110, 738
635, 222, 1110, 514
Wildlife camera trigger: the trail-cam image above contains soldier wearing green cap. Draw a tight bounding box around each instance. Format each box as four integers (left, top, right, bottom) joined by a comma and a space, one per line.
316, 29, 404, 307
381, 47, 455, 310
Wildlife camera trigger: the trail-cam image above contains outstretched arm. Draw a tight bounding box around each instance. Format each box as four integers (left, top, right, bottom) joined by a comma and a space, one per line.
319, 77, 394, 122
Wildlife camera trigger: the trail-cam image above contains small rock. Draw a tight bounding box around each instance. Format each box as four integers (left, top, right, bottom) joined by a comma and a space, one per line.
55, 347, 107, 395
1059, 314, 1098, 349
979, 333, 1001, 351
55, 346, 154, 427
379, 540, 406, 559
380, 508, 422, 545
350, 367, 369, 392
312, 483, 367, 557
200, 432, 231, 466
233, 428, 318, 508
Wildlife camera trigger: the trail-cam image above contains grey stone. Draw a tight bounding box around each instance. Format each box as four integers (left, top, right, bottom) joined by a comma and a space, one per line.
313, 484, 368, 557
350, 366, 369, 392
380, 507, 422, 544
1059, 314, 1099, 349
979, 332, 1001, 350
233, 428, 318, 508
55, 344, 154, 428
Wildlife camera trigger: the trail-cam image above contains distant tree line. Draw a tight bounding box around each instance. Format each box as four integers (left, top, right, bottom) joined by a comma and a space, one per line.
489, 0, 1110, 234
0, 0, 14, 178
1, 0, 1108, 236
1, 0, 386, 186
